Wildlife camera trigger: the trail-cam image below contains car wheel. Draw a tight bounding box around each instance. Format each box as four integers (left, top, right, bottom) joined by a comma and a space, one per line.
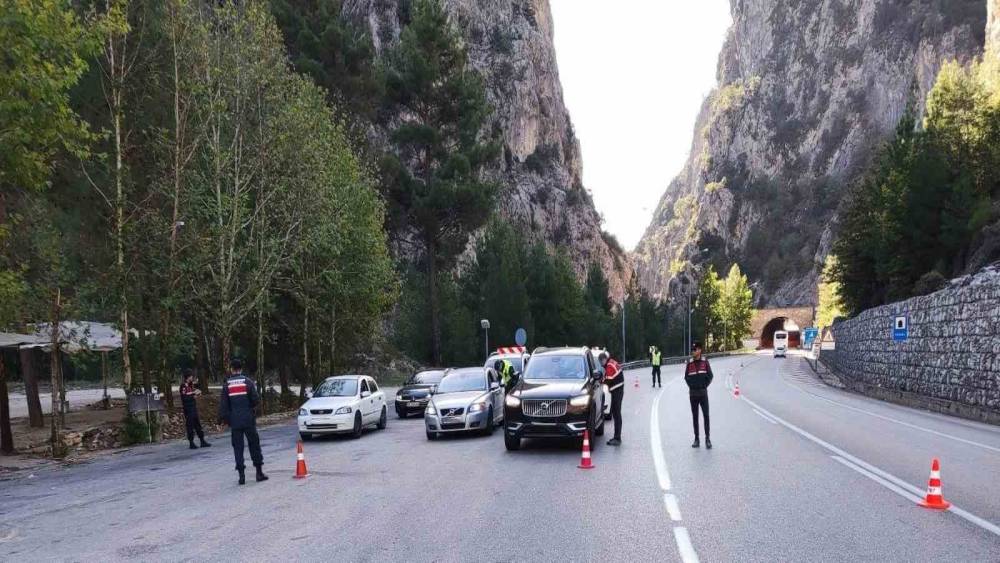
377, 406, 387, 430
504, 429, 520, 451
426, 430, 438, 441
595, 412, 605, 437
300, 432, 312, 441
483, 407, 495, 436
351, 412, 363, 439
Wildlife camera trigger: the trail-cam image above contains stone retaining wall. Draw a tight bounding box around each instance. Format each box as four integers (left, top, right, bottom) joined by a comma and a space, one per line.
821, 265, 1000, 425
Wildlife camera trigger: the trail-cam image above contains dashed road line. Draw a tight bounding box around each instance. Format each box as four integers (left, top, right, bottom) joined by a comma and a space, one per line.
664, 493, 683, 521
672, 527, 700, 563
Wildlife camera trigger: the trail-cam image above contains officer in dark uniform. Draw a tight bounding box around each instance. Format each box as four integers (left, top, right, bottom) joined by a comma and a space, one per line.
218, 359, 268, 485
684, 342, 714, 449
180, 369, 210, 449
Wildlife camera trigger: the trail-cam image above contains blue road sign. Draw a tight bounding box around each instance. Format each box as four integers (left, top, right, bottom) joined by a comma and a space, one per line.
803, 327, 819, 347
515, 328, 527, 347
892, 315, 908, 341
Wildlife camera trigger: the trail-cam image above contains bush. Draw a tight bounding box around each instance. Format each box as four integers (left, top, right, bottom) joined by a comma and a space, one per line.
913, 270, 947, 296
123, 412, 159, 445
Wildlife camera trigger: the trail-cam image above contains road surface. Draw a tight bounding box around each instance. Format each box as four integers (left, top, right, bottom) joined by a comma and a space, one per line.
1, 354, 998, 561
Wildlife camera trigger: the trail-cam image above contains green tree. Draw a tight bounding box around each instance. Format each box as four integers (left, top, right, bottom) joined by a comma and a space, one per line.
693, 266, 722, 350
716, 264, 753, 350
380, 0, 500, 365
816, 255, 845, 329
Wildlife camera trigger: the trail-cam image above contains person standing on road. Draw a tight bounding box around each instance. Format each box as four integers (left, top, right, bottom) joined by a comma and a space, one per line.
218, 359, 268, 485
600, 351, 624, 446
180, 369, 211, 450
684, 342, 713, 449
495, 359, 515, 392
650, 346, 662, 388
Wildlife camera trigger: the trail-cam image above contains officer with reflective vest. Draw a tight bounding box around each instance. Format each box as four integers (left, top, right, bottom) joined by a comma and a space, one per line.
218, 359, 268, 485
180, 369, 210, 450
599, 351, 624, 446
650, 346, 663, 388
684, 342, 714, 449
494, 359, 515, 391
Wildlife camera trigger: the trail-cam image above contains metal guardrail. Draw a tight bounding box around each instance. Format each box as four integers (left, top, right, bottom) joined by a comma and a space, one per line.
620, 350, 751, 371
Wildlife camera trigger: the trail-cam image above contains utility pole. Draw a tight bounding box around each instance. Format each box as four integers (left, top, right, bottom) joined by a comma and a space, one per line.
480, 319, 490, 362
621, 297, 626, 363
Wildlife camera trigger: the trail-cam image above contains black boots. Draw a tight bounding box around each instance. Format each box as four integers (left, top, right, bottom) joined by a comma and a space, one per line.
706, 438, 713, 449
607, 438, 621, 446
691, 438, 700, 448
255, 467, 269, 482
199, 439, 211, 448
189, 441, 198, 450
238, 469, 246, 485
238, 467, 267, 485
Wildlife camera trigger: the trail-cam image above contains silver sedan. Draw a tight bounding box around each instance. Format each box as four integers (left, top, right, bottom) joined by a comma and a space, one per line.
425, 367, 504, 440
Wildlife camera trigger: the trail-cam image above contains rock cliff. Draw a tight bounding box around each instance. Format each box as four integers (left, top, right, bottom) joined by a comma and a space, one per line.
341, 0, 631, 301
634, 0, 987, 306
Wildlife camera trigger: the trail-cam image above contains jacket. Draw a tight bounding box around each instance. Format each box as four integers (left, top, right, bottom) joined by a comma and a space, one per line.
684, 358, 713, 396
218, 373, 260, 429
604, 358, 624, 392
499, 360, 514, 386
651, 350, 662, 367
180, 382, 200, 415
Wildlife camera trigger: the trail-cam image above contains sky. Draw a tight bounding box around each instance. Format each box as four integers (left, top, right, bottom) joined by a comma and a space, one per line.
549, 0, 733, 250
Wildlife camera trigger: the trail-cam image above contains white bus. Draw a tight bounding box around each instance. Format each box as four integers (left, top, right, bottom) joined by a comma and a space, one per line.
773, 331, 788, 358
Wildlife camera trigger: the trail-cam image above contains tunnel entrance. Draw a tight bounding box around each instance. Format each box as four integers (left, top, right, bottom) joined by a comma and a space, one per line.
760, 317, 801, 349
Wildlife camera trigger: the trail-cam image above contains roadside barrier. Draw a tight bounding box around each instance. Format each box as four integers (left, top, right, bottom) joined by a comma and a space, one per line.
918, 458, 950, 510
578, 430, 594, 469
294, 440, 310, 479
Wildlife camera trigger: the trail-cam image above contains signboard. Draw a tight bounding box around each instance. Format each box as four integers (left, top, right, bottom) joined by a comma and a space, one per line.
497, 346, 526, 355
803, 327, 819, 348
515, 328, 527, 347
892, 315, 908, 342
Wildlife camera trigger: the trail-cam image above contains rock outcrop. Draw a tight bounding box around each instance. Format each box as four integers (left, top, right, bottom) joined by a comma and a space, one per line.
634, 0, 987, 306
341, 0, 631, 301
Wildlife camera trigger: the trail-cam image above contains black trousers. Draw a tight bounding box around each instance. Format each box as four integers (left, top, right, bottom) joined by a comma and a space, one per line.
184, 411, 205, 442
651, 365, 661, 386
689, 394, 710, 438
230, 426, 263, 471
610, 388, 624, 440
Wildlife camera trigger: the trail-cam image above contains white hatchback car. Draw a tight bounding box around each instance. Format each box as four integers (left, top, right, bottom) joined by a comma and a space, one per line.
298, 375, 387, 440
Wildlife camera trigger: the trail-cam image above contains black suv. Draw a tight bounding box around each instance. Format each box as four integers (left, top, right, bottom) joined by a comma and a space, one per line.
503, 347, 605, 451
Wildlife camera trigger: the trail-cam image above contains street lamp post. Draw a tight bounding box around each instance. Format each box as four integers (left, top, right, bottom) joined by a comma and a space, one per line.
480, 319, 490, 361
621, 297, 626, 363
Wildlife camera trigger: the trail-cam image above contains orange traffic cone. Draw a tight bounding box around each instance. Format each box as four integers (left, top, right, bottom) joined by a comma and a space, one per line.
293, 440, 310, 479
578, 430, 594, 469
634, 375, 640, 389
733, 382, 741, 398
918, 458, 950, 510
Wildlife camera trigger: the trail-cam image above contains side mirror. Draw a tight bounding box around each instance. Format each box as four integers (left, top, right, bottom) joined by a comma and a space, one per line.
361, 390, 371, 398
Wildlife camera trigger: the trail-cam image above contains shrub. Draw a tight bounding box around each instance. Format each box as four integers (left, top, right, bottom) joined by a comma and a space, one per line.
123, 412, 158, 445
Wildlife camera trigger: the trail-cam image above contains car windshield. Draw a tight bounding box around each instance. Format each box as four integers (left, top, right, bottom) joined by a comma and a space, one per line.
485, 356, 523, 372
408, 371, 445, 385
313, 378, 358, 397
436, 370, 486, 393
524, 355, 586, 380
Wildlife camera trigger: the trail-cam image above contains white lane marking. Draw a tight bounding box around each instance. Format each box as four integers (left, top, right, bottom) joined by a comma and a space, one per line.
831, 456, 924, 504
751, 408, 778, 424
741, 394, 1000, 537
672, 527, 700, 563
650, 388, 672, 491
664, 493, 683, 521
778, 364, 1000, 454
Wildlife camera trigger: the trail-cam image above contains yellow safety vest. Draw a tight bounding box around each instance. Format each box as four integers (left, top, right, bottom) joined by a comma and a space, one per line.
651, 351, 661, 366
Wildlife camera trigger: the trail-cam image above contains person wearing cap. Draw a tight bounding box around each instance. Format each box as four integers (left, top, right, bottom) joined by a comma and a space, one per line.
180, 369, 210, 450
599, 351, 624, 446
218, 358, 268, 485
684, 342, 713, 449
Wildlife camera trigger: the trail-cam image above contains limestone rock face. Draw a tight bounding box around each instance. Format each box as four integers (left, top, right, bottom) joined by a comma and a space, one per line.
634, 0, 986, 306
342, 0, 631, 301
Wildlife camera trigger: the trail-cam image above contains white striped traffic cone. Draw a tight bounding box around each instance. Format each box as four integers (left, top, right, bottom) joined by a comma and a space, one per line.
918, 458, 950, 510
578, 430, 594, 469
293, 440, 310, 479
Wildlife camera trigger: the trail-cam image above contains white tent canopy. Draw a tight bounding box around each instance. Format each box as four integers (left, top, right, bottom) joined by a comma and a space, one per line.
0, 332, 45, 349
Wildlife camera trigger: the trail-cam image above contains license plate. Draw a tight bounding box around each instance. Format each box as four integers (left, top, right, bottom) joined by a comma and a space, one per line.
407, 402, 420, 407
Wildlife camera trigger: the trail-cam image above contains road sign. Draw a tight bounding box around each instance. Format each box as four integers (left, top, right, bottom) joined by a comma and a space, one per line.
515, 328, 527, 347
803, 327, 819, 347
893, 315, 908, 341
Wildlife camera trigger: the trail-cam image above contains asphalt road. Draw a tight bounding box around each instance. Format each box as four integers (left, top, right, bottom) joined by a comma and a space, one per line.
1, 353, 998, 561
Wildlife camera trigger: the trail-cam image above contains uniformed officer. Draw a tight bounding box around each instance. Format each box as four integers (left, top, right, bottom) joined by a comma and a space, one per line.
180, 369, 210, 449
650, 346, 662, 388
684, 342, 713, 449
599, 351, 624, 446
494, 359, 515, 392
218, 359, 268, 485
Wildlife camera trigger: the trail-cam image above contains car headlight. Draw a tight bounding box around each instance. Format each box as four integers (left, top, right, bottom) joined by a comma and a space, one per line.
298, 408, 308, 416
334, 406, 352, 415
425, 403, 436, 415
468, 401, 487, 413
505, 395, 521, 408
569, 395, 590, 407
